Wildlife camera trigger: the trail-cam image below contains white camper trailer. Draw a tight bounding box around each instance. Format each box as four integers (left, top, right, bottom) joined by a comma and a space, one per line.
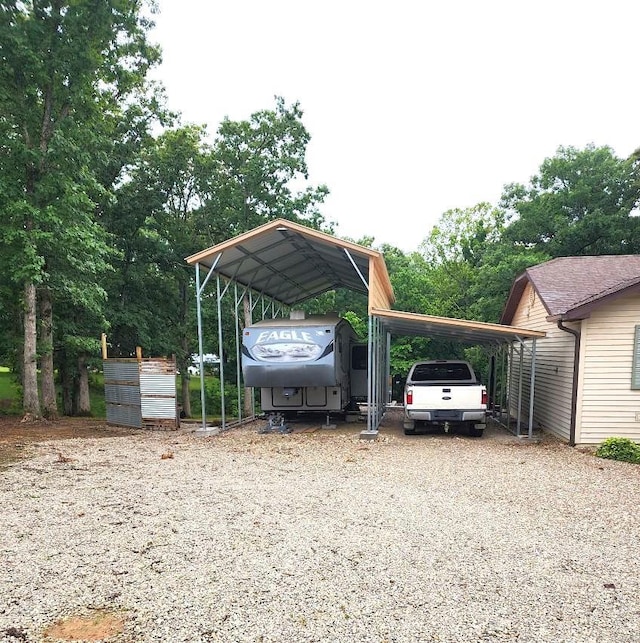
242, 312, 366, 416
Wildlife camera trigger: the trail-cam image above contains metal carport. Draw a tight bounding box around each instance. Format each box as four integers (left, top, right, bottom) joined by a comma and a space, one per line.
185, 219, 545, 438
370, 308, 546, 438
185, 218, 394, 435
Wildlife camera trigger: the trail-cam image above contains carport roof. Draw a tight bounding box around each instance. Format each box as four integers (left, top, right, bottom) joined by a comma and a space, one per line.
185, 219, 545, 346
371, 307, 545, 345
185, 218, 395, 309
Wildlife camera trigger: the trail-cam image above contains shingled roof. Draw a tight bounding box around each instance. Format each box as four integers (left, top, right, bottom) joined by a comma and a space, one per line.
501, 255, 640, 323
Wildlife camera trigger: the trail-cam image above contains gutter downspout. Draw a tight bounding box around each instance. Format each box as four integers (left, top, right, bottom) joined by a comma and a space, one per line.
557, 319, 580, 447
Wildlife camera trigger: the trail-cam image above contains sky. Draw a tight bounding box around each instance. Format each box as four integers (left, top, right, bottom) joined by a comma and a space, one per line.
149, 0, 640, 252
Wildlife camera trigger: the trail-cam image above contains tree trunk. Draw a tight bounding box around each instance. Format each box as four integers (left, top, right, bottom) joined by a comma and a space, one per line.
23, 281, 41, 418
76, 355, 91, 415
181, 372, 191, 419
40, 288, 58, 419
178, 279, 193, 419
243, 294, 253, 417
180, 336, 192, 418
60, 359, 74, 416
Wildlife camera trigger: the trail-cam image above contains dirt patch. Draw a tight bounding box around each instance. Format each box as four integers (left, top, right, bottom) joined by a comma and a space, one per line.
43, 611, 125, 641
0, 416, 138, 468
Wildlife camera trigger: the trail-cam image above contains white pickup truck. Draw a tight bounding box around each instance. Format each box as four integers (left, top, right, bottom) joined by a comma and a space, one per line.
403, 360, 487, 437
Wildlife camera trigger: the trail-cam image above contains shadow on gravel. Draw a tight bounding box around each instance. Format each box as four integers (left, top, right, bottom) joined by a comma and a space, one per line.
378, 407, 557, 446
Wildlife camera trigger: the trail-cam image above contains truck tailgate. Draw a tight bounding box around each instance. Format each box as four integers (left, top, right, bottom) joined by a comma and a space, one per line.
407, 383, 484, 409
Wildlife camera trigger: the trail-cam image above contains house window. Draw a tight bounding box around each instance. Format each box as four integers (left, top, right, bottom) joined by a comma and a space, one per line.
633, 325, 640, 390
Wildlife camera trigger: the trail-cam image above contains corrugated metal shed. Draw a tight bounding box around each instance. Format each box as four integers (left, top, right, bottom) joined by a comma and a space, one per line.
104, 358, 178, 430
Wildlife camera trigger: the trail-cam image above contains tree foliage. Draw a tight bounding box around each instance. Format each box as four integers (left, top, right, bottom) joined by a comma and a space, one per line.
200, 97, 330, 239
384, 145, 640, 375
502, 144, 640, 256
0, 0, 162, 416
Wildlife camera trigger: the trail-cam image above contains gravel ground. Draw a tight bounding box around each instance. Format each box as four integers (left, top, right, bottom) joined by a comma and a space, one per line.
1, 410, 639, 643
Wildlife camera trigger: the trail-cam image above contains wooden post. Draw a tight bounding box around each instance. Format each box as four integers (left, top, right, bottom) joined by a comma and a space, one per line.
136, 346, 142, 360
101, 333, 108, 360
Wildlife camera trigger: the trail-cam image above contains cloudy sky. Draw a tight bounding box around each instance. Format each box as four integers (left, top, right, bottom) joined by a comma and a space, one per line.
150, 0, 639, 252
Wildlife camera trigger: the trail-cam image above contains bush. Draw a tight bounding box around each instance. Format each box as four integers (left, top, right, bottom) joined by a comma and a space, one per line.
203, 377, 239, 418
595, 437, 640, 464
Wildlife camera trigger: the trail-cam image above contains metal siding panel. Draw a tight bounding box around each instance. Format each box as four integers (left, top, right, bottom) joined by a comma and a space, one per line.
106, 404, 142, 428
370, 258, 392, 310
140, 368, 177, 423
103, 361, 140, 382
139, 359, 176, 375
104, 384, 141, 405
141, 398, 177, 418
140, 374, 176, 395
632, 326, 640, 389
104, 358, 176, 429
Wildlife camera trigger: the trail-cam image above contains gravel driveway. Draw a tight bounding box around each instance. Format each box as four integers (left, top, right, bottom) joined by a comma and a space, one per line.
1, 410, 639, 642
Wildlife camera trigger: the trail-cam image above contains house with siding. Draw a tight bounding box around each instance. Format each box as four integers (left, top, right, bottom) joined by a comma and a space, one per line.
501, 255, 640, 446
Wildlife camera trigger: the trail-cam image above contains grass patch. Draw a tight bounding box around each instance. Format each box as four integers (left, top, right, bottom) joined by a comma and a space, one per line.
0, 368, 233, 423
89, 372, 106, 418
0, 369, 18, 397
0, 370, 20, 414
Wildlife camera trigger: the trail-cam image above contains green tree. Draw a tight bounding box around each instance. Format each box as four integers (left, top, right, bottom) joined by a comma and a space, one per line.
502, 144, 640, 256
0, 0, 161, 417
466, 243, 549, 323
141, 125, 215, 417
194, 99, 331, 414
101, 173, 171, 358
203, 97, 330, 236
420, 203, 505, 319
371, 245, 442, 374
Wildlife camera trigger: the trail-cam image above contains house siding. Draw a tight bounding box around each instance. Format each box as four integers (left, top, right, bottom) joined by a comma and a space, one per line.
510, 283, 575, 441
577, 292, 640, 444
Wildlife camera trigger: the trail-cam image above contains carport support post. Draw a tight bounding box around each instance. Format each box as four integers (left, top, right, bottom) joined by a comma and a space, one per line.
386, 331, 391, 404
367, 314, 374, 432
360, 314, 378, 440
488, 351, 496, 417
506, 343, 513, 430
485, 350, 493, 415
516, 343, 524, 437
216, 275, 226, 430
373, 317, 379, 424
375, 320, 380, 417
234, 283, 242, 424
193, 255, 222, 430
247, 291, 256, 418
195, 265, 207, 430
499, 345, 507, 418
527, 338, 537, 439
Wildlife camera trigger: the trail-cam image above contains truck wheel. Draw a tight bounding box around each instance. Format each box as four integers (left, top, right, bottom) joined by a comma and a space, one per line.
468, 423, 484, 437
404, 428, 416, 436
